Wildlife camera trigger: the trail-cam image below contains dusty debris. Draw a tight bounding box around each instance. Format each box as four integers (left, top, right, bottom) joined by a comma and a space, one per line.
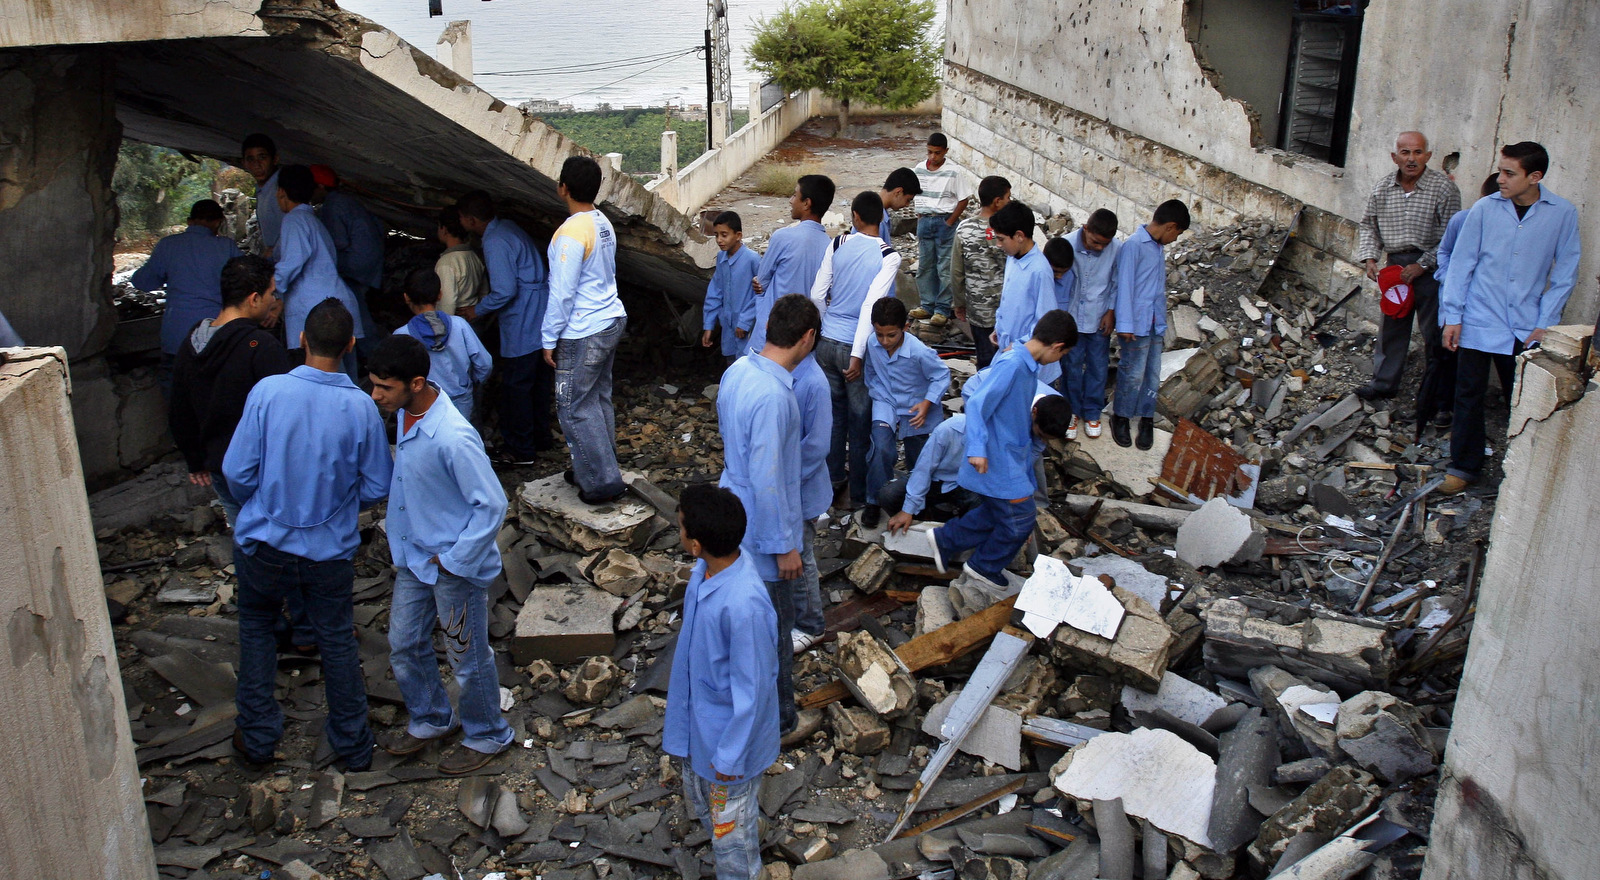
1175, 498, 1266, 569
847, 543, 896, 594
835, 630, 916, 718
1334, 691, 1437, 783
1052, 727, 1217, 848
509, 583, 623, 665
1048, 586, 1175, 692
1202, 597, 1397, 690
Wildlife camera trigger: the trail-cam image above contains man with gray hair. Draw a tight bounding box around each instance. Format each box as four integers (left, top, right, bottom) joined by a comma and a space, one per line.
1354, 131, 1462, 421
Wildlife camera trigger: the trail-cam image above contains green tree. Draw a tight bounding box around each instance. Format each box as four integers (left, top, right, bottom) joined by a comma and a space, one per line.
748, 0, 939, 129
112, 143, 229, 238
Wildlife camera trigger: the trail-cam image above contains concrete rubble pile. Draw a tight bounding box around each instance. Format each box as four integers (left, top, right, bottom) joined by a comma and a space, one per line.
86, 218, 1573, 879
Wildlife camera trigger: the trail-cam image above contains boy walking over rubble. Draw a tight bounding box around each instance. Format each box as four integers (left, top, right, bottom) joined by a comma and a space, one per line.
367, 335, 514, 775
950, 175, 1012, 368
717, 294, 819, 733
927, 310, 1075, 594
860, 297, 950, 529
1112, 199, 1190, 450
224, 298, 392, 770
1059, 209, 1123, 440
395, 268, 492, 422
748, 174, 834, 352
664, 484, 779, 880
701, 211, 761, 365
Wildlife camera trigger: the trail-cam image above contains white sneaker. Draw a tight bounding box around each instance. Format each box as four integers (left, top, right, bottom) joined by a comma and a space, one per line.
926, 526, 947, 573
1066, 415, 1080, 440
960, 562, 1010, 595
791, 630, 822, 654
1085, 419, 1103, 439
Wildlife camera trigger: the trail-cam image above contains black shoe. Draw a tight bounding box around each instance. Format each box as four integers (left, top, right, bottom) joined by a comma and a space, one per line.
578, 486, 629, 506
489, 448, 538, 467
1136, 418, 1154, 450
232, 730, 274, 769
860, 505, 881, 529
1355, 384, 1396, 401
1111, 416, 1132, 448
1432, 412, 1454, 428
563, 469, 577, 486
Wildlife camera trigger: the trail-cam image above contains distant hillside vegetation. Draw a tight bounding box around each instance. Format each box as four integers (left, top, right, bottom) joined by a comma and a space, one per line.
540, 108, 751, 175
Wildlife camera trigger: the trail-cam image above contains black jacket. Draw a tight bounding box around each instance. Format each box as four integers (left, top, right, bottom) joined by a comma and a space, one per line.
169, 318, 291, 474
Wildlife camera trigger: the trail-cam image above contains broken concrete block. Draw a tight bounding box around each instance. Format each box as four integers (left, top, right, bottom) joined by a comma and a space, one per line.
793, 849, 891, 880
1175, 498, 1265, 568
1275, 683, 1342, 758
1018, 557, 1124, 640
922, 690, 1024, 770
510, 584, 622, 665
1273, 757, 1331, 785
1334, 691, 1436, 783
582, 547, 652, 597
1208, 708, 1280, 854
307, 770, 344, 829
1159, 347, 1223, 420
951, 851, 1032, 880
1049, 586, 1175, 693
1077, 424, 1175, 496
1071, 554, 1170, 611
1247, 766, 1381, 871
517, 473, 655, 552
826, 702, 891, 755
1202, 597, 1397, 690
836, 630, 916, 718
884, 521, 937, 559
564, 655, 625, 705
155, 572, 218, 605
1121, 672, 1227, 729
1170, 305, 1204, 346
778, 837, 835, 864
846, 543, 896, 594
280, 860, 330, 880
1509, 351, 1587, 437
915, 586, 956, 636
1052, 727, 1217, 848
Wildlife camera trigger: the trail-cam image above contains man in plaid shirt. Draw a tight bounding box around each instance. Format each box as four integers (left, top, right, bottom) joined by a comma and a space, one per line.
1355, 131, 1462, 419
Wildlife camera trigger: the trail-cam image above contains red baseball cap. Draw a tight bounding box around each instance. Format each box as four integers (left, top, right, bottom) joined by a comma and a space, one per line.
309, 164, 338, 188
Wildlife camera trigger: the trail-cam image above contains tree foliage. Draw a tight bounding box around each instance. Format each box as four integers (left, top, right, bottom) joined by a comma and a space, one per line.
112, 143, 230, 237
748, 0, 939, 124
541, 108, 750, 174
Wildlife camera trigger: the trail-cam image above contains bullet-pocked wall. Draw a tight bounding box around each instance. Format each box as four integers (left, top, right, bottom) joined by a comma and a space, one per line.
942, 0, 1600, 322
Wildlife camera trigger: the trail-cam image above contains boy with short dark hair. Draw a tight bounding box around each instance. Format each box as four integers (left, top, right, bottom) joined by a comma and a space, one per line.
990, 201, 1062, 385
877, 167, 923, 242
912, 132, 975, 325
130, 198, 245, 393
395, 268, 493, 421
1060, 209, 1122, 440
701, 210, 762, 364
928, 310, 1076, 594
435, 205, 488, 318
663, 484, 779, 880
749, 174, 835, 352
950, 175, 1011, 367
240, 133, 281, 257
1112, 199, 1191, 450
861, 297, 950, 528
274, 164, 367, 377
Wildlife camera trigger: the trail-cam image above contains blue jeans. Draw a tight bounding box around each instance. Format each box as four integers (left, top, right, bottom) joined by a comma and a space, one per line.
815, 336, 872, 503
1113, 333, 1163, 418
764, 576, 798, 734
916, 216, 957, 316
933, 494, 1038, 584
1062, 330, 1111, 421
234, 542, 372, 768
789, 519, 824, 637
388, 568, 513, 754
555, 317, 627, 497
866, 422, 929, 506
683, 769, 765, 880
498, 351, 555, 457
220, 473, 316, 648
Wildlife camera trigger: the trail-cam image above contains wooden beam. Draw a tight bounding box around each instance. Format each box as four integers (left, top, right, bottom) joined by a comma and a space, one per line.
894, 777, 1026, 839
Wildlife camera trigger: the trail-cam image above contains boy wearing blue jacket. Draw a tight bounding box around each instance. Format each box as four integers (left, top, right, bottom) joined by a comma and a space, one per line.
861, 297, 950, 528
1112, 199, 1190, 450
395, 268, 492, 423
990, 202, 1062, 384
701, 211, 762, 364
928, 310, 1076, 592
664, 485, 779, 880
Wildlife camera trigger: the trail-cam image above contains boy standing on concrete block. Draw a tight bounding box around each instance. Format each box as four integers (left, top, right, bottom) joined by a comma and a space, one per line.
861, 297, 951, 529
877, 167, 923, 243
991, 202, 1062, 385
1112, 199, 1191, 450
1060, 209, 1123, 440
367, 335, 513, 775
716, 294, 819, 733
748, 174, 834, 353
701, 210, 762, 365
395, 268, 492, 423
951, 175, 1012, 368
929, 310, 1076, 593
664, 484, 779, 880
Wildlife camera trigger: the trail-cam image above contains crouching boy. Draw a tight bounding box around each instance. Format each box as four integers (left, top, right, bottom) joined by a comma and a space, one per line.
861, 297, 951, 527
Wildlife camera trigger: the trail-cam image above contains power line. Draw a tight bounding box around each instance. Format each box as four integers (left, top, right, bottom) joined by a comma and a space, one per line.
477, 47, 701, 78
554, 47, 703, 102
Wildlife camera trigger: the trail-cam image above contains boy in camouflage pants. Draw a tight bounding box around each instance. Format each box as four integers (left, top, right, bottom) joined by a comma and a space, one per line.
950, 176, 1013, 368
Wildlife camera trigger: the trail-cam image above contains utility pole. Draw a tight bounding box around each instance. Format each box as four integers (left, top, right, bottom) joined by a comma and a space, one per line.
705, 0, 732, 149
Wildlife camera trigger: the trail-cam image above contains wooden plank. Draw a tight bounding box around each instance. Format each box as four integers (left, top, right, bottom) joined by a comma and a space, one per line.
896, 564, 959, 581
894, 777, 1026, 839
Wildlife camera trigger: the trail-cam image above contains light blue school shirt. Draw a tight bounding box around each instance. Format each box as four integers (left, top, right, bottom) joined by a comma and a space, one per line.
318, 189, 385, 290
702, 245, 762, 356
663, 553, 780, 782
793, 354, 834, 521
994, 246, 1062, 384
256, 170, 283, 253
901, 413, 1050, 515
716, 353, 804, 582
814, 232, 898, 351
1432, 211, 1468, 285
130, 225, 243, 355
543, 209, 627, 348
394, 313, 493, 419
223, 366, 392, 561
1065, 229, 1123, 332
879, 214, 893, 245
478, 217, 550, 358
387, 390, 507, 584
1113, 225, 1168, 338
1441, 188, 1581, 355
748, 219, 830, 353
275, 204, 366, 349
957, 346, 1041, 500
865, 331, 949, 437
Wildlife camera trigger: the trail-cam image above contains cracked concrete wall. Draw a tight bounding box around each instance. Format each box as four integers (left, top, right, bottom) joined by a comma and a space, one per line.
943, 0, 1600, 321
0, 349, 155, 880
1422, 372, 1600, 880
0, 0, 264, 48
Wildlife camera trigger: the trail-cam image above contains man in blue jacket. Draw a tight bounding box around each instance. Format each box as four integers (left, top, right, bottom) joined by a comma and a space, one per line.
129, 198, 244, 395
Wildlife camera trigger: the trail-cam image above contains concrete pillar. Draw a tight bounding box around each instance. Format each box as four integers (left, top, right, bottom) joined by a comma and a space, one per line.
603, 152, 624, 172
436, 20, 473, 80
0, 349, 157, 880
660, 130, 678, 178
750, 81, 763, 115
710, 100, 728, 149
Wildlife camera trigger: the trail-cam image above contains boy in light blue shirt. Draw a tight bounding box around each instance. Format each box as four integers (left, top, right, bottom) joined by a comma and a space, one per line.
1112, 199, 1190, 451
664, 485, 779, 880
1058, 210, 1122, 439
701, 210, 762, 365
860, 297, 950, 528
395, 268, 492, 423
788, 353, 833, 654
129, 199, 244, 393
990, 202, 1062, 385
273, 165, 367, 378
367, 335, 513, 776
749, 175, 835, 352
